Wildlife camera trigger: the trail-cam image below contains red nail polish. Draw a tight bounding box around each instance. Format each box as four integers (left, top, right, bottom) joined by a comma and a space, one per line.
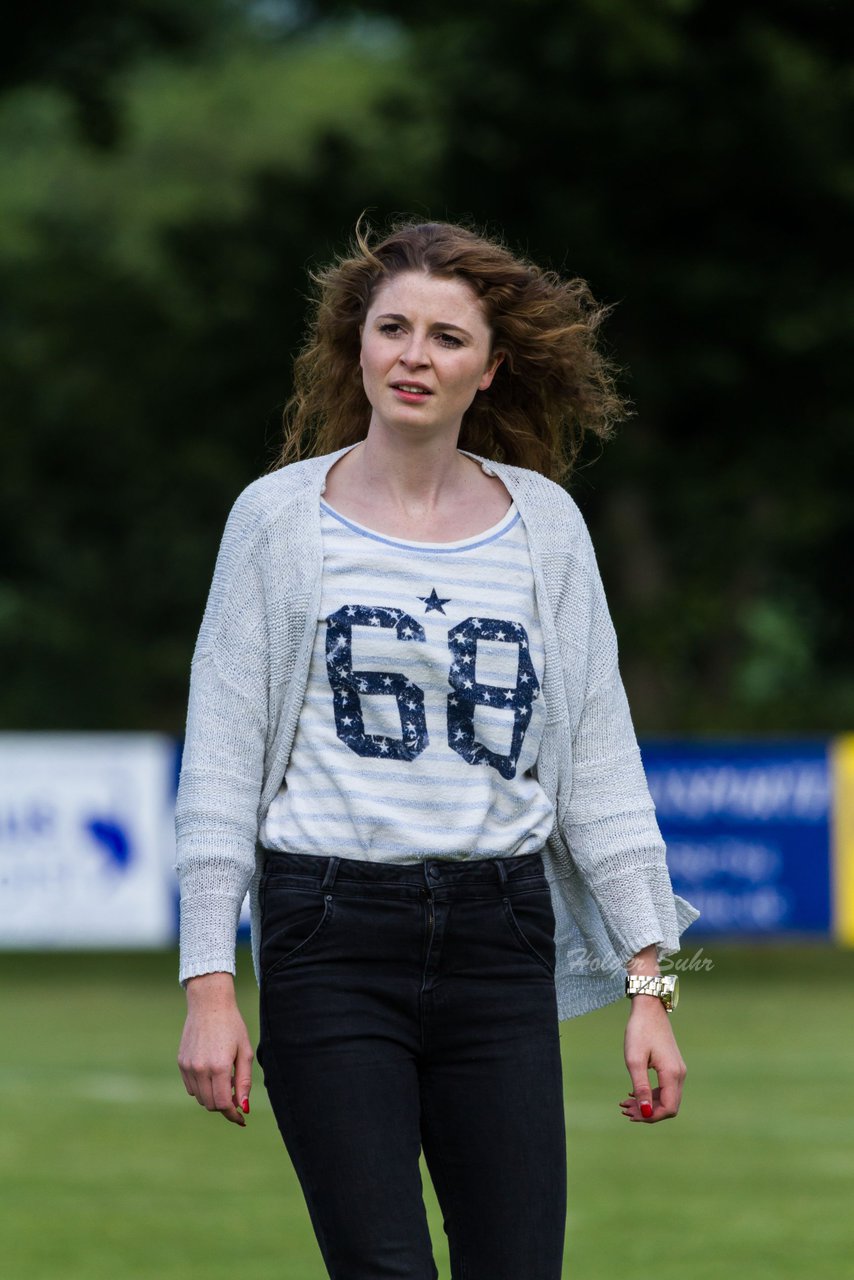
640, 1101, 653, 1118
241, 1098, 250, 1115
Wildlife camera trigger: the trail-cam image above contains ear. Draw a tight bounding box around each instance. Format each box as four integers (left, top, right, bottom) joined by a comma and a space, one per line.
479, 350, 505, 392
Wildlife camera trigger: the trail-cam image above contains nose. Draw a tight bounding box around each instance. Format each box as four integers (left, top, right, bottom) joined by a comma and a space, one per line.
400, 332, 430, 368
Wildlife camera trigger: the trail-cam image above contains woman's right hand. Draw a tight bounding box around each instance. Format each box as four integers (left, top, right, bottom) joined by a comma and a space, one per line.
177, 972, 254, 1126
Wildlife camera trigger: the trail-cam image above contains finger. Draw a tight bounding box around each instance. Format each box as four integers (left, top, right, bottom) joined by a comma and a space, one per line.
623, 1089, 660, 1122
233, 1041, 254, 1116
620, 1102, 645, 1120
632, 1088, 682, 1124
183, 1062, 244, 1123
196, 1070, 219, 1112
211, 1068, 246, 1127
657, 1065, 686, 1119
177, 1047, 202, 1100
178, 1047, 213, 1108
620, 1087, 662, 1121
187, 1061, 224, 1113
180, 1067, 209, 1108
178, 1064, 195, 1098
626, 1058, 654, 1119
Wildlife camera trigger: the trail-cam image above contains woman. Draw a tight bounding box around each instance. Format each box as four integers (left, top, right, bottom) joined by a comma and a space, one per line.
176, 218, 699, 1280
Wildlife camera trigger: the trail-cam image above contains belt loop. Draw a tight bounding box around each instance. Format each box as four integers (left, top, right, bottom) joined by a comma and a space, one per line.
494, 857, 508, 889
322, 856, 340, 891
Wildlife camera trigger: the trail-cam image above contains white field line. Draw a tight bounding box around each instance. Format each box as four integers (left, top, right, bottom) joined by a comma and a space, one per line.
566, 1109, 854, 1145
0, 1068, 269, 1107
2, 1069, 852, 1149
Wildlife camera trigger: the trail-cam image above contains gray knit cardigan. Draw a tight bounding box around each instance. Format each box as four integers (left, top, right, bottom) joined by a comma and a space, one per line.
174, 442, 699, 1019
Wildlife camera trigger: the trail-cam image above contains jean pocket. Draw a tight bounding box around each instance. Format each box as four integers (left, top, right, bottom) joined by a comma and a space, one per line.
501, 886, 557, 976
260, 881, 335, 979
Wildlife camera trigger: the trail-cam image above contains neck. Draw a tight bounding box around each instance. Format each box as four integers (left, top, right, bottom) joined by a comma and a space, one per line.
350, 426, 478, 513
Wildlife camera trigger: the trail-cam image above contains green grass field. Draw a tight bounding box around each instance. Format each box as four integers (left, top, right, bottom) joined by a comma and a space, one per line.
1, 943, 852, 1279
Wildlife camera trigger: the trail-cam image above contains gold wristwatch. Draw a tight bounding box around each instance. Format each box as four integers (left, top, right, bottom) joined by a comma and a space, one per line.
625, 973, 679, 1012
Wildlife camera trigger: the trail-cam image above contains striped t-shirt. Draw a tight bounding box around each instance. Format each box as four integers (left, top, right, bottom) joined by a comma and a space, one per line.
259, 497, 554, 862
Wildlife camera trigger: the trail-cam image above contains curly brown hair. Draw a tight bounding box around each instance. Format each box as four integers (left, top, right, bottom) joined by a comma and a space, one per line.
269, 216, 631, 484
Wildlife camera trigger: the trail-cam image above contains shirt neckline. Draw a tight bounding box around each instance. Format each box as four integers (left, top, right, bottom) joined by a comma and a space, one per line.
320, 498, 519, 551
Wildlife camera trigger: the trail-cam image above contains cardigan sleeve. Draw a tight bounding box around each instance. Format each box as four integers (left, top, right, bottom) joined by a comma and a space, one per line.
560, 525, 700, 966
174, 488, 271, 985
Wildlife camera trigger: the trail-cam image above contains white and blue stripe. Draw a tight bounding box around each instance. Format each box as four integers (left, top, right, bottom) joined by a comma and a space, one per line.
259, 498, 554, 862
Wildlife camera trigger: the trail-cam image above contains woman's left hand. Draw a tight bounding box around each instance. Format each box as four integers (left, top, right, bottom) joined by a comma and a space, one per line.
620, 995, 687, 1123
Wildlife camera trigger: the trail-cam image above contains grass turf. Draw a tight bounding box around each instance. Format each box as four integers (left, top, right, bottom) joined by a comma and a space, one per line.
1, 943, 852, 1278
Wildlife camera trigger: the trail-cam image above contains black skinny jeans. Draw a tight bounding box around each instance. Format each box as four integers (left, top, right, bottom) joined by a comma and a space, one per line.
257, 848, 567, 1280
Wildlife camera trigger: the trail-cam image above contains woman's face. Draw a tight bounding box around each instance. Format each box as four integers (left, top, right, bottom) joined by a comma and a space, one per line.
359, 271, 503, 440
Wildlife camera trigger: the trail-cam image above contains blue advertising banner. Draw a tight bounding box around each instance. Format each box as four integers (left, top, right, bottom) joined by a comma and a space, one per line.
2, 734, 845, 952
0, 733, 177, 948
641, 740, 832, 936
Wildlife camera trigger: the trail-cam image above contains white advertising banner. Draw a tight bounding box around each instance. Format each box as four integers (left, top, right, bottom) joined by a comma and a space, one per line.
0, 733, 177, 947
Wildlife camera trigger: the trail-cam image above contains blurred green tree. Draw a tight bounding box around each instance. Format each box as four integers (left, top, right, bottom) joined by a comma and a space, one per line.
0, 0, 230, 147
304, 0, 853, 731
1, 1, 851, 733
0, 17, 437, 730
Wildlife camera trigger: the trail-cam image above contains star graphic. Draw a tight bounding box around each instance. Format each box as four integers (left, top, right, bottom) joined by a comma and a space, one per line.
418, 588, 451, 614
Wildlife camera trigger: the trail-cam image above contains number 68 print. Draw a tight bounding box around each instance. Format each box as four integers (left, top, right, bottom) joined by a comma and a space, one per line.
325, 604, 540, 780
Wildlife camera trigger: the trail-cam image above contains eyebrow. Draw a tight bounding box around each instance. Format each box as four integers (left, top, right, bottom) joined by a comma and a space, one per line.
376, 312, 473, 338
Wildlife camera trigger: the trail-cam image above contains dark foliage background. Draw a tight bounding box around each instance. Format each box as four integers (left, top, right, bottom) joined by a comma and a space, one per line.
1, 0, 850, 733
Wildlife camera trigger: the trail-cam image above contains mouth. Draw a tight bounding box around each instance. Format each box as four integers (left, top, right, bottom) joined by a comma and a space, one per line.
391, 381, 433, 397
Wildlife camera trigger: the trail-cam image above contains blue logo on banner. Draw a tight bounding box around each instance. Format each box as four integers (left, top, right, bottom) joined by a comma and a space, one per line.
83, 817, 133, 872
641, 741, 831, 935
